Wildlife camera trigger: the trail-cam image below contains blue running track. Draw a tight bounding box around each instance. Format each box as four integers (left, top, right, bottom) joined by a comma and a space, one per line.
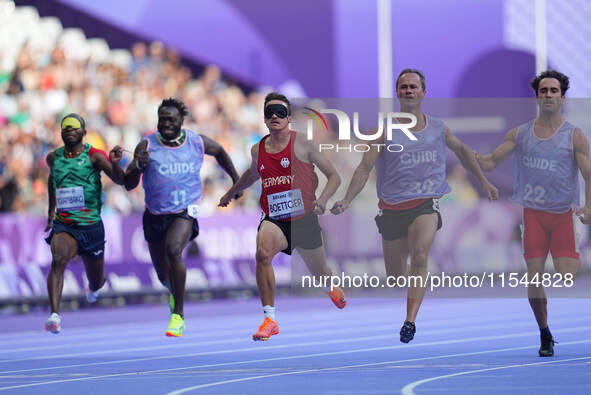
0, 296, 590, 394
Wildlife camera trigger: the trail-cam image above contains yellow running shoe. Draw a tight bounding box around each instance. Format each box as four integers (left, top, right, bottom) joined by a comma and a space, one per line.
165, 313, 186, 337
252, 317, 279, 341
325, 286, 347, 309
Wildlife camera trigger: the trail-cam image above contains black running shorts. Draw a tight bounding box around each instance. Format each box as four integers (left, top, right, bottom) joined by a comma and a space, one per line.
375, 198, 442, 241
45, 220, 106, 258
142, 209, 199, 244
258, 211, 323, 255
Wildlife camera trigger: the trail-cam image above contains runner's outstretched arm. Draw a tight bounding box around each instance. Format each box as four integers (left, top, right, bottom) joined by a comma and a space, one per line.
445, 127, 498, 201
45, 152, 56, 232
123, 140, 149, 190
201, 134, 240, 183
330, 136, 383, 215
476, 128, 517, 171
574, 129, 591, 224
305, 138, 341, 214
91, 146, 125, 185
219, 144, 260, 207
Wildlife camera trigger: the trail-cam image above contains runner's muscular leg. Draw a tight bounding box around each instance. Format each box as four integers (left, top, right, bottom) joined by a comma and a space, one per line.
553, 256, 580, 307
553, 257, 580, 278
81, 255, 106, 292
164, 217, 194, 316
48, 232, 78, 313
148, 241, 170, 289
256, 221, 288, 307
550, 210, 581, 279
296, 245, 332, 281
382, 238, 410, 278
406, 213, 438, 323
527, 257, 548, 329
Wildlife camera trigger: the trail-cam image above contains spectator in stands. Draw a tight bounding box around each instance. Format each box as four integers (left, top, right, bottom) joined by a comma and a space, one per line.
1, 22, 268, 215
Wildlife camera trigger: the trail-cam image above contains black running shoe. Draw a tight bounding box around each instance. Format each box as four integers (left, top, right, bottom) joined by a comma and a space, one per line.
539, 335, 555, 357
400, 321, 416, 343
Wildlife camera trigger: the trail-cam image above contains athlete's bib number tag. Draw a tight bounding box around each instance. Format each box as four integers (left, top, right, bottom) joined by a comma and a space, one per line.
56, 187, 85, 211
523, 183, 546, 204
187, 204, 200, 218
268, 189, 305, 220
409, 179, 435, 194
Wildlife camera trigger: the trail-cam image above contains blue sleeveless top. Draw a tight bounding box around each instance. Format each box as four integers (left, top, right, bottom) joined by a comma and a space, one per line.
513, 120, 579, 213
142, 130, 204, 214
375, 115, 451, 204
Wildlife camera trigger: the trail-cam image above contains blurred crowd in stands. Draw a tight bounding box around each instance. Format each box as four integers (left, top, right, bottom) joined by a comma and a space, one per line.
0, 39, 268, 215
0, 3, 481, 217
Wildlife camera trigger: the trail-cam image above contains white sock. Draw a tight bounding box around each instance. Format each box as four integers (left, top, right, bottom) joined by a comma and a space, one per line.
263, 305, 276, 321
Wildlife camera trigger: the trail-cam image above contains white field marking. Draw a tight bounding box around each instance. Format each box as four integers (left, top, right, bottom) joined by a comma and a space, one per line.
5, 300, 588, 353
0, 317, 380, 355
0, 320, 438, 364
0, 331, 498, 375
0, 307, 508, 352
0, 295, 552, 342
2, 297, 585, 345
0, 302, 430, 347
2, 318, 591, 375
4, 312, 583, 364
408, 384, 591, 392
401, 356, 591, 395
165, 340, 591, 394
1, 330, 590, 391
0, 305, 369, 344
0, 319, 404, 359
0, 308, 544, 354
0, 319, 168, 345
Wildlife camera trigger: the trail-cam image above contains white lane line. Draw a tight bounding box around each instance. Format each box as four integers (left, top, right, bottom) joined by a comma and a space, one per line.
2, 319, 590, 375
0, 321, 404, 363
0, 317, 378, 355
0, 320, 167, 345
0, 309, 541, 355
0, 314, 573, 365
1, 296, 575, 345
0, 326, 502, 375
0, 310, 345, 346
0, 300, 416, 343
400, 356, 591, 395
164, 339, 591, 395
1, 330, 590, 391
1, 299, 584, 346
167, 369, 322, 394
6, 310, 591, 363
0, 303, 453, 347
0, 309, 519, 354
0, 301, 501, 347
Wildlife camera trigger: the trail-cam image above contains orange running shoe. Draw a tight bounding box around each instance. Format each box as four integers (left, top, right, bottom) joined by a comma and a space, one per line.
252, 317, 279, 341
326, 286, 347, 309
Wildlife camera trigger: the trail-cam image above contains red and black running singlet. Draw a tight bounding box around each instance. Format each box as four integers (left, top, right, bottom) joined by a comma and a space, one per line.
258, 131, 318, 221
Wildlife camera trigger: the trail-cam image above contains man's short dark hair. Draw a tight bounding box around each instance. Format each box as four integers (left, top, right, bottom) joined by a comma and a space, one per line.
264, 92, 291, 115
396, 68, 426, 91
158, 98, 189, 118
530, 70, 570, 97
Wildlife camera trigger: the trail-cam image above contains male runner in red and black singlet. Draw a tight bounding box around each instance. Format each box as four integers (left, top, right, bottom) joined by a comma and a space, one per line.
219, 92, 344, 341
